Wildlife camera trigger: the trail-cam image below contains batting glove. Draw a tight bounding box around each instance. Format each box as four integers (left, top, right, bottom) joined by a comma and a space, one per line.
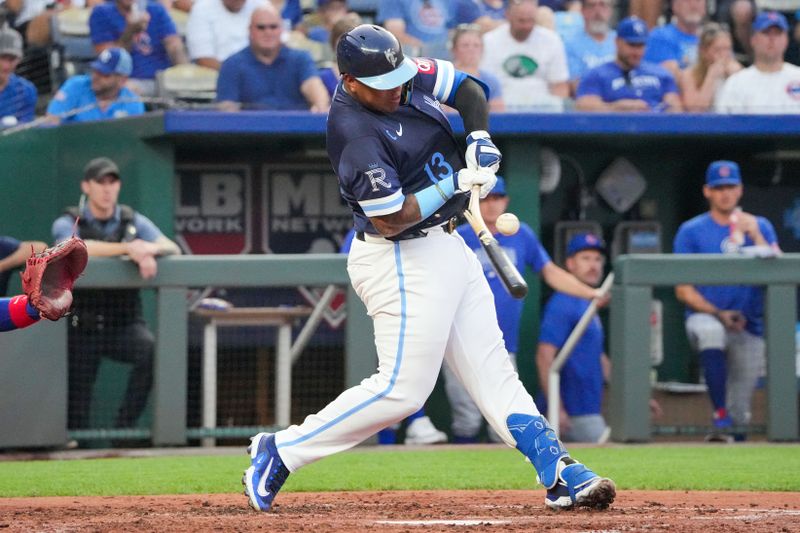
465, 130, 502, 174
456, 168, 498, 199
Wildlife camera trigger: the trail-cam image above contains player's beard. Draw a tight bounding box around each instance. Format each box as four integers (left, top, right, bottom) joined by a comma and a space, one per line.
587, 20, 609, 36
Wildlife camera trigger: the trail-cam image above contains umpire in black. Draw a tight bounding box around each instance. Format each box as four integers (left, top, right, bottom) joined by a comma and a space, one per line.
51, 157, 181, 445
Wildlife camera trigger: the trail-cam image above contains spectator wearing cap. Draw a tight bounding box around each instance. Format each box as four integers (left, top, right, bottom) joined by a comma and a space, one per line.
536, 232, 613, 443
716, 11, 800, 113
216, 3, 330, 112
46, 47, 144, 125
643, 0, 706, 79
89, 0, 189, 95
445, 178, 605, 443
576, 16, 683, 112
0, 26, 36, 127
186, 0, 265, 71
51, 156, 181, 445
674, 160, 780, 442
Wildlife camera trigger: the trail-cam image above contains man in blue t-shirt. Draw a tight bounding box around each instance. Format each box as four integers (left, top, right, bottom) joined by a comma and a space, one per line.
378, 0, 458, 59
674, 160, 779, 442
536, 233, 610, 443
576, 16, 682, 112
643, 0, 705, 79
0, 27, 37, 127
565, 0, 616, 95
446, 178, 605, 443
47, 47, 145, 125
216, 4, 330, 111
89, 0, 188, 94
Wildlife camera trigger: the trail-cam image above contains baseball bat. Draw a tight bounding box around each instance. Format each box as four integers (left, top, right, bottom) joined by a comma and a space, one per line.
463, 184, 528, 299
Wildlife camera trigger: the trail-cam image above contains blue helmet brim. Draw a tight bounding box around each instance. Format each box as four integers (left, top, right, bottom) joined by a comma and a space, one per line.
356, 57, 418, 90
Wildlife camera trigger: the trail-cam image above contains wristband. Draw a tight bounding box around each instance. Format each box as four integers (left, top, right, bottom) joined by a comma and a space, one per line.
415, 175, 456, 219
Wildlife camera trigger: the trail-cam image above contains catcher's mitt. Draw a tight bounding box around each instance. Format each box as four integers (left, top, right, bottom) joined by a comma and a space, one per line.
21, 237, 89, 321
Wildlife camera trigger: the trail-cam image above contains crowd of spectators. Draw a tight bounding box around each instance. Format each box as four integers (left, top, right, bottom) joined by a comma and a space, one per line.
2, 0, 800, 126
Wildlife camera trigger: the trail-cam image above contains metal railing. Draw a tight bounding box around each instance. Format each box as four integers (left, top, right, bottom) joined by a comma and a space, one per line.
73, 255, 373, 445
609, 253, 800, 442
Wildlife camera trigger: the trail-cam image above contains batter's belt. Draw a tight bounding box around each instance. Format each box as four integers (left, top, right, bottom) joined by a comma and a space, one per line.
356, 218, 457, 244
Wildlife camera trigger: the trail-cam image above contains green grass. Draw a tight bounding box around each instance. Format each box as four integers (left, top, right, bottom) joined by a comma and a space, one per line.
0, 445, 799, 498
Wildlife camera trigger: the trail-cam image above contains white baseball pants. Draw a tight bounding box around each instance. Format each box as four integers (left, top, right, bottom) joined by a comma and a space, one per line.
275, 227, 539, 471
685, 312, 765, 425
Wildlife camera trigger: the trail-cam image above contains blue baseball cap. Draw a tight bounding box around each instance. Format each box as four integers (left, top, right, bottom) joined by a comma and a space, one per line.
753, 11, 789, 33
90, 47, 133, 76
705, 160, 742, 187
488, 176, 507, 196
616, 16, 649, 44
567, 233, 606, 257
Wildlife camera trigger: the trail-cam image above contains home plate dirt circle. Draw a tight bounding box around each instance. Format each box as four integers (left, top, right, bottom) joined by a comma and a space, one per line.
2, 489, 799, 532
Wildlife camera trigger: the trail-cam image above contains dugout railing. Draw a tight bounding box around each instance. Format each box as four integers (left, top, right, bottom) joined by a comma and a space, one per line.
24, 255, 371, 446
610, 253, 800, 443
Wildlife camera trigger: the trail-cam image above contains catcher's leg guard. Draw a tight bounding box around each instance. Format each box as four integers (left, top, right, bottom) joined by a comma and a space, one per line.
506, 413, 567, 489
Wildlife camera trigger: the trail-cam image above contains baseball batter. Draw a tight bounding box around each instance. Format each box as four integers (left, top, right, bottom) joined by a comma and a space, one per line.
674, 160, 779, 441
243, 24, 615, 512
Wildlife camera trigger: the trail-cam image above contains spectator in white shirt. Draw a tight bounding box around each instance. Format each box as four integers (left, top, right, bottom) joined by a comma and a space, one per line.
716, 11, 800, 114
186, 0, 265, 70
480, 0, 569, 112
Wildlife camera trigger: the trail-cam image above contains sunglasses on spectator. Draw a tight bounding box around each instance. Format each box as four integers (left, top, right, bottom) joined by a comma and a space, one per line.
253, 23, 281, 30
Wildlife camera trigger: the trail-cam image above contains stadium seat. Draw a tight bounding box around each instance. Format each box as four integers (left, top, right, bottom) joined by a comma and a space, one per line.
156, 63, 218, 103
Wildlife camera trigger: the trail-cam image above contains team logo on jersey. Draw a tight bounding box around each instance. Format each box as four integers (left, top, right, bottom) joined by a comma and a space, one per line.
503, 55, 538, 78
414, 58, 436, 74
365, 167, 391, 191
721, 236, 741, 254
384, 122, 403, 140
786, 81, 800, 100
385, 49, 398, 67
423, 95, 441, 110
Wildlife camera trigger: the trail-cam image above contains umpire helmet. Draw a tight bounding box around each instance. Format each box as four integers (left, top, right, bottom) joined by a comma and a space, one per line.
337, 24, 418, 90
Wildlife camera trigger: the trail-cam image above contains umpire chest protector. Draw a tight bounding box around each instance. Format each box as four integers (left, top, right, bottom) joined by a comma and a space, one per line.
65, 204, 143, 326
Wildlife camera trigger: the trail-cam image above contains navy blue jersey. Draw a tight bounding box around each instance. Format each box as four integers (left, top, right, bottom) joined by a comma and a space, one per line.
327, 58, 480, 238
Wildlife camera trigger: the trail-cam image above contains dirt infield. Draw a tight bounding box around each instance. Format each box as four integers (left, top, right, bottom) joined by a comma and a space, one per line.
2, 490, 799, 532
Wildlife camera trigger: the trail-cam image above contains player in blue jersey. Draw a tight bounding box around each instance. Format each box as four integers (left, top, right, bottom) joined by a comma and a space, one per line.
445, 178, 604, 443
674, 160, 779, 442
576, 16, 682, 112
536, 233, 610, 443
242, 24, 615, 513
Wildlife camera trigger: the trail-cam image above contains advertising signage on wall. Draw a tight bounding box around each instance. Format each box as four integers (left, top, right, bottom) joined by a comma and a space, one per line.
175, 163, 352, 255
262, 165, 352, 254
174, 165, 252, 255
174, 163, 352, 331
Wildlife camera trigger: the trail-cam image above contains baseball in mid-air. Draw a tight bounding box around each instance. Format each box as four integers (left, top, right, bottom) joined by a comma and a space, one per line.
496, 213, 520, 236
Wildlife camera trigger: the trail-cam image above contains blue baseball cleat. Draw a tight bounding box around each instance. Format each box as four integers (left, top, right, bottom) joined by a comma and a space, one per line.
242, 432, 290, 512
545, 457, 616, 510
